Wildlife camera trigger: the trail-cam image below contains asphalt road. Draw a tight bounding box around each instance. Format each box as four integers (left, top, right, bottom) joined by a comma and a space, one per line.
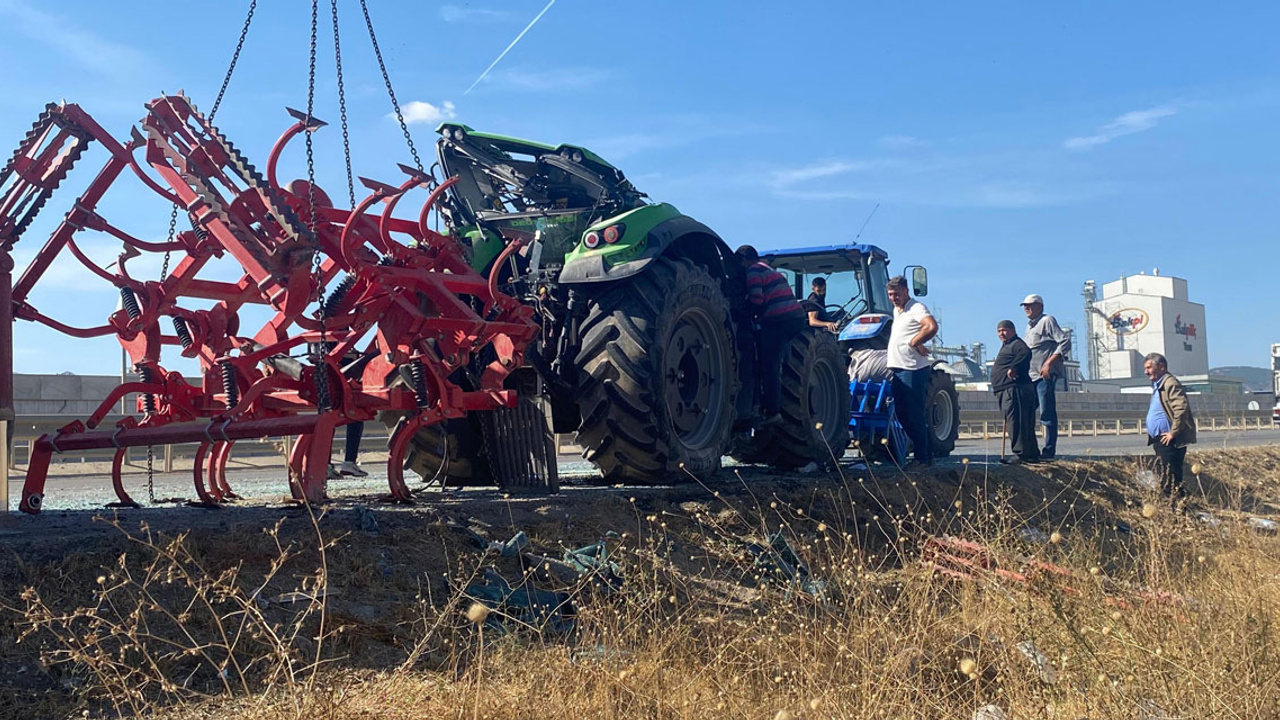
4, 428, 1278, 514
951, 427, 1280, 460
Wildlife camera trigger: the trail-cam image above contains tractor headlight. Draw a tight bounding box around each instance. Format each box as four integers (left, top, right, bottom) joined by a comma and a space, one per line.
584, 231, 601, 249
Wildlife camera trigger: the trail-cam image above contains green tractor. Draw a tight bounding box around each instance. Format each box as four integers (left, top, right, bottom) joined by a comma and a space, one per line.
396, 124, 850, 485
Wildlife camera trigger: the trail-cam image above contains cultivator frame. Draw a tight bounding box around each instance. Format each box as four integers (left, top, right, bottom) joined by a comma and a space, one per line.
0, 94, 539, 514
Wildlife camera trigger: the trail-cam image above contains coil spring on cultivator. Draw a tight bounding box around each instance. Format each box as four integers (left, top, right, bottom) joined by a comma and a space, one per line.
0, 94, 538, 514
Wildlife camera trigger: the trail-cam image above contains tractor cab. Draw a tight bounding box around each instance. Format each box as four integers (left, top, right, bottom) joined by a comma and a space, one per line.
761, 243, 928, 347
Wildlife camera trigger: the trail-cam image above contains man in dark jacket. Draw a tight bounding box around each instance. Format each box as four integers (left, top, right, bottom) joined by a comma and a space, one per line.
991, 320, 1040, 464
1143, 353, 1197, 499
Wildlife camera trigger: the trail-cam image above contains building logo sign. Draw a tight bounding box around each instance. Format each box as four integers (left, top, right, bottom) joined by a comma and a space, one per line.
1106, 308, 1149, 335
1174, 314, 1197, 352
1173, 315, 1198, 340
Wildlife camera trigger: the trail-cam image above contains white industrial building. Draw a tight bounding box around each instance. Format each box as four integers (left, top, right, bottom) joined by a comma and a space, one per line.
1082, 271, 1214, 390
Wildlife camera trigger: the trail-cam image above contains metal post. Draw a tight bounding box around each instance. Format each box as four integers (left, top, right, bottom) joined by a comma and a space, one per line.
283, 435, 293, 466
1115, 419, 1121, 436
982, 420, 989, 440
1092, 419, 1098, 436
0, 249, 13, 514
0, 420, 8, 513
164, 444, 174, 473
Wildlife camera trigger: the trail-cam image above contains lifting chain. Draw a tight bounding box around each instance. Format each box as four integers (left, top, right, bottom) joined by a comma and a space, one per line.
146, 444, 156, 505
157, 1, 257, 292
330, 0, 356, 209
209, 0, 258, 123
358, 0, 423, 172
306, 0, 331, 412
159, 204, 177, 282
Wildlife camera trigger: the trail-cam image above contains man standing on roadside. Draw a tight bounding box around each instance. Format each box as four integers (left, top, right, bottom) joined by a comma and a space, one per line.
886, 276, 938, 466
991, 320, 1040, 465
1021, 294, 1071, 460
736, 245, 808, 428
1143, 353, 1196, 500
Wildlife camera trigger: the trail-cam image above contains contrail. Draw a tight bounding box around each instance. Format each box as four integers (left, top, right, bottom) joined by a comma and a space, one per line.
464, 0, 557, 95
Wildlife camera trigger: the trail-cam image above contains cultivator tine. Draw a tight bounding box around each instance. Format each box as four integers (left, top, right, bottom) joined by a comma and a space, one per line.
107, 448, 141, 509
285, 107, 328, 132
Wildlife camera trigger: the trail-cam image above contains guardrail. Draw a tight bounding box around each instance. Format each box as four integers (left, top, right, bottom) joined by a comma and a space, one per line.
4, 411, 1275, 470
958, 415, 1274, 440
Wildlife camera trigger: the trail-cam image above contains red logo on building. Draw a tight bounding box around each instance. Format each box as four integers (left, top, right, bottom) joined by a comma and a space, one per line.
1174, 315, 1197, 340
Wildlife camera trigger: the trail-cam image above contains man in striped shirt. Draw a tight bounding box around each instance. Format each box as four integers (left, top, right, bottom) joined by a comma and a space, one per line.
736, 245, 807, 428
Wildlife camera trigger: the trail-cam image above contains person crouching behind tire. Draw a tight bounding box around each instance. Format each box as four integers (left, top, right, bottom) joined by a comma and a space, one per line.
992, 320, 1040, 465
886, 275, 938, 467
736, 245, 807, 429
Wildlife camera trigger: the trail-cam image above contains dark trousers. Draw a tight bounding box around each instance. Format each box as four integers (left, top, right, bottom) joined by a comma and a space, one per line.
997, 385, 1040, 461
1150, 439, 1186, 498
891, 367, 932, 463
345, 421, 364, 463
1033, 378, 1059, 457
753, 315, 806, 416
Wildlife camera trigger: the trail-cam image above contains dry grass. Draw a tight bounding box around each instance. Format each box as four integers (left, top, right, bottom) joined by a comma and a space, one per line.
5, 447, 1280, 719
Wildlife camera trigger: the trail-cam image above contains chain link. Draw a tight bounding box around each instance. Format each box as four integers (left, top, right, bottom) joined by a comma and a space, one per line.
209, 0, 257, 123
146, 444, 155, 504
159, 205, 178, 282
358, 0, 423, 172
331, 0, 356, 209
306, 0, 331, 412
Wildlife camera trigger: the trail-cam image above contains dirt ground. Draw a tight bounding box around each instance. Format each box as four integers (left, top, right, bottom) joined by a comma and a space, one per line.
2, 445, 1279, 719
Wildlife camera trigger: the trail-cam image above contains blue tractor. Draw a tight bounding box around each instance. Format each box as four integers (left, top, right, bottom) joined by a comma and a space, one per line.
759, 244, 961, 462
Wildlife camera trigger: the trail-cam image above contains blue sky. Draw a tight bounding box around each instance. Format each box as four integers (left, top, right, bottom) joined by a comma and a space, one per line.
2, 0, 1277, 377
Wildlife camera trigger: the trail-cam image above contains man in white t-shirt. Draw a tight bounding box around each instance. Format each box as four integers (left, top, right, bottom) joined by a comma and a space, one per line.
885, 275, 938, 466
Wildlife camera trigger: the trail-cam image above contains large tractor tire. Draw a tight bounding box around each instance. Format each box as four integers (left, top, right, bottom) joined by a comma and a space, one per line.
574, 257, 737, 482
731, 329, 852, 469
927, 367, 960, 457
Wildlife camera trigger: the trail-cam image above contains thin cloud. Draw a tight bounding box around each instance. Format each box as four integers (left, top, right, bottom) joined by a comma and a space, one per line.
440, 5, 514, 23
1063, 106, 1177, 151
586, 116, 770, 161
399, 100, 457, 125
770, 161, 889, 187
0, 0, 146, 79
766, 156, 1110, 209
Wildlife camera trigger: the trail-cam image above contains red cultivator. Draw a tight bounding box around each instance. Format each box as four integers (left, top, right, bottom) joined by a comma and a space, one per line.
0, 94, 539, 514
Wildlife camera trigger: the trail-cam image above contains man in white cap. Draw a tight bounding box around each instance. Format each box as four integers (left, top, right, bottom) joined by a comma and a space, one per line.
1021, 294, 1071, 460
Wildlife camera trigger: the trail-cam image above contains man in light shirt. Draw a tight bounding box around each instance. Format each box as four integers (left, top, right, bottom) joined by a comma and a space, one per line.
886, 276, 938, 466
1021, 294, 1071, 460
